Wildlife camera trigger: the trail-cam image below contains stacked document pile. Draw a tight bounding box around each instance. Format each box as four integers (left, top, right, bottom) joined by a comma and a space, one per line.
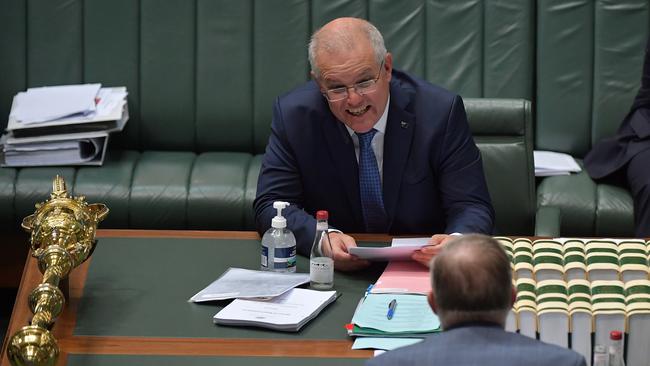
533, 150, 582, 177
496, 236, 650, 366
1, 83, 129, 166
189, 268, 337, 332
349, 261, 440, 351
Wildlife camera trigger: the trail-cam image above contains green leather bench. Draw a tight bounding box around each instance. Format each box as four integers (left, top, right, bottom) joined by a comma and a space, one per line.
0, 1, 536, 235
535, 0, 649, 237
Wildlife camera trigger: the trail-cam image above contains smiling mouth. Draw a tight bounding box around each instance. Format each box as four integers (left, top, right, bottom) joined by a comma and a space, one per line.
347, 105, 370, 116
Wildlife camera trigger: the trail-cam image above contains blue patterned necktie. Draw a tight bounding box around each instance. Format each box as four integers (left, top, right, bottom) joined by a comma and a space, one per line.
356, 129, 387, 232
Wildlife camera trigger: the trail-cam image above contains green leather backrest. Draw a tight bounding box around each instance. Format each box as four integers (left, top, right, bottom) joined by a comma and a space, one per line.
536, 0, 649, 157
465, 99, 534, 235
0, 0, 533, 154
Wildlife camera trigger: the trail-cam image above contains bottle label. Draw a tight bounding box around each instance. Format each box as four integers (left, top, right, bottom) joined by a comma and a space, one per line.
273, 246, 297, 269
261, 246, 268, 268
310, 256, 334, 282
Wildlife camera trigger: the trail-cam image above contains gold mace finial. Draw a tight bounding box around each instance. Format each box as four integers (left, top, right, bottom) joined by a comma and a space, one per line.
51, 175, 67, 199
8, 176, 109, 366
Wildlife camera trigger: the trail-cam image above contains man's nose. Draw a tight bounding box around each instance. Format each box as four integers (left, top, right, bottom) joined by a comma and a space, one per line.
345, 86, 363, 104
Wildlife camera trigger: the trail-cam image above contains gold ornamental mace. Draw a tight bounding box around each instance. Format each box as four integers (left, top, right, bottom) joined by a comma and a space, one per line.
7, 175, 108, 366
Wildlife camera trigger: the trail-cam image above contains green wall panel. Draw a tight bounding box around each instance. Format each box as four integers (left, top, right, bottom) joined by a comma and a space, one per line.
27, 0, 83, 86
84, 0, 141, 150
370, 0, 425, 77
484, 0, 534, 100
536, 0, 594, 156
140, 0, 195, 150
0, 0, 26, 130
311, 0, 366, 31
196, 0, 254, 152
425, 0, 482, 97
592, 0, 649, 145
253, 0, 310, 154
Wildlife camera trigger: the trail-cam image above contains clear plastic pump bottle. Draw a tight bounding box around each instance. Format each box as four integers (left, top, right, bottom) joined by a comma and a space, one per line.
260, 201, 296, 272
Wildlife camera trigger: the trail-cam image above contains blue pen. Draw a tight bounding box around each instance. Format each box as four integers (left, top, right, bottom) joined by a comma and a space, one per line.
387, 299, 397, 320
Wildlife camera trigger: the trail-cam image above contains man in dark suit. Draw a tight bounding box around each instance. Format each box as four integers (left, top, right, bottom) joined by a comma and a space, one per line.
366, 234, 586, 366
254, 18, 494, 270
584, 39, 650, 237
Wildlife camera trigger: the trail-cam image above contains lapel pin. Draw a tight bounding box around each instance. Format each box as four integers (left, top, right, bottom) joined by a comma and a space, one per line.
400, 121, 409, 129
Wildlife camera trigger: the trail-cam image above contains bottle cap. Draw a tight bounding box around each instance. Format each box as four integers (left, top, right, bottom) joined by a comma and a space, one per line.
610, 330, 622, 340
316, 210, 328, 220
271, 201, 289, 228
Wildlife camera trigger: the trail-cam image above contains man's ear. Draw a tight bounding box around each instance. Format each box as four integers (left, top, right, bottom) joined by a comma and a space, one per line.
510, 284, 517, 308
428, 291, 437, 314
384, 52, 393, 82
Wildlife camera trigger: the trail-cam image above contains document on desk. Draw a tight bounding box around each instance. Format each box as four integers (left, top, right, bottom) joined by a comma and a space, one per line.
351, 293, 439, 333
189, 267, 310, 302
213, 288, 337, 331
352, 336, 423, 351
349, 237, 429, 261
371, 261, 431, 295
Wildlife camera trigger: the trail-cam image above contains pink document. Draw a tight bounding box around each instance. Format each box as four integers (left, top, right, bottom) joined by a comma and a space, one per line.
371, 261, 431, 295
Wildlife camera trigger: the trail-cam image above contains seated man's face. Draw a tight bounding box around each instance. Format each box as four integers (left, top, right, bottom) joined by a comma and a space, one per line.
316, 45, 392, 133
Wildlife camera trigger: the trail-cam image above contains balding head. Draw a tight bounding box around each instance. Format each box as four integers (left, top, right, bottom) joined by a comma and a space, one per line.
308, 17, 387, 78
430, 234, 514, 329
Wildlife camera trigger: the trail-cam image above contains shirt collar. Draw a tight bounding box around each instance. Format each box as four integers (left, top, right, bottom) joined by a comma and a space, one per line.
344, 95, 390, 137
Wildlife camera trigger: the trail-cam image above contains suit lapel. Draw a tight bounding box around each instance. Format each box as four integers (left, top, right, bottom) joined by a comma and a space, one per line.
321, 112, 364, 227
383, 83, 415, 229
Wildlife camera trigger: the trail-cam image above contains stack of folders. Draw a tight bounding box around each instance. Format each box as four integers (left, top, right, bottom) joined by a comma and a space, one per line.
1, 83, 129, 167
349, 261, 440, 351
496, 237, 650, 366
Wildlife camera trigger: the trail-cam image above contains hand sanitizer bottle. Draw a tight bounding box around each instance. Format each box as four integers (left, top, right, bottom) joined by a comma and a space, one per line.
261, 201, 296, 272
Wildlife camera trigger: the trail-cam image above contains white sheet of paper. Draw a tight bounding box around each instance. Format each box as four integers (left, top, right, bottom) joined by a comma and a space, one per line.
189, 267, 310, 302
12, 84, 101, 124
348, 237, 429, 261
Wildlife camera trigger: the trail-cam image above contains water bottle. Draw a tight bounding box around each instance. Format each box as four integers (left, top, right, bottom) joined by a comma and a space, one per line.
593, 345, 609, 366
260, 201, 296, 272
608, 330, 625, 366
309, 210, 334, 289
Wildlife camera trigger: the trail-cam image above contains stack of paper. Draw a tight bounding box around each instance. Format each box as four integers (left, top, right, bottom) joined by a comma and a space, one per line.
1, 84, 129, 167
213, 288, 337, 332
349, 260, 438, 351
534, 150, 582, 177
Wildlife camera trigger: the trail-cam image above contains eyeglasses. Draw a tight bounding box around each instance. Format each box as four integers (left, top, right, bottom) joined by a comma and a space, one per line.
321, 61, 385, 102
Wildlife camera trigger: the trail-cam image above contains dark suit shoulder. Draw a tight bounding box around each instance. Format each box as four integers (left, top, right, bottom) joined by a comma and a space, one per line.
390, 69, 458, 105
366, 326, 585, 366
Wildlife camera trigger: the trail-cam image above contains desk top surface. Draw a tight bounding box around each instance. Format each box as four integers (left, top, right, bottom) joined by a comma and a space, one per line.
1, 230, 395, 366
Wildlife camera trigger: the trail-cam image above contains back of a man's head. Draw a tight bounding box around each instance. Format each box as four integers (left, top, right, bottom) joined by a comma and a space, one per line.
431, 234, 513, 329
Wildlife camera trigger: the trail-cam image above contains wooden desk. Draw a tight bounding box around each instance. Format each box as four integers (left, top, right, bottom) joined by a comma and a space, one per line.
1, 230, 393, 366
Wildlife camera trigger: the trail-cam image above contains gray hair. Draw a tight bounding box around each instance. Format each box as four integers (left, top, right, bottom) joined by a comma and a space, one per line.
430, 234, 512, 329
308, 19, 387, 78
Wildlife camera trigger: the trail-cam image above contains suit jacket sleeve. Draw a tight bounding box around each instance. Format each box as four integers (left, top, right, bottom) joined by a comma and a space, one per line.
437, 96, 494, 234
253, 97, 316, 255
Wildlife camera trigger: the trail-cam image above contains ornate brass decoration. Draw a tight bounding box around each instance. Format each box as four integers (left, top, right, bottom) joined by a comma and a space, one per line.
7, 175, 108, 366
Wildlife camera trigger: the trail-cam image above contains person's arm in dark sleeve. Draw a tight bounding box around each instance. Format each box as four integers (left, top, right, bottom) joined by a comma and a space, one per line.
253, 98, 316, 255
437, 95, 495, 234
